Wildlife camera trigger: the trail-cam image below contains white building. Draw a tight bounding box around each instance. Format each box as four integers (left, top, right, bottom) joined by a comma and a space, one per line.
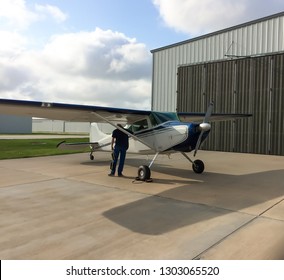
0, 115, 32, 133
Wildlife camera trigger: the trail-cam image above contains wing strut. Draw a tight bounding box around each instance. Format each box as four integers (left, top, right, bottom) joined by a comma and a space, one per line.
91, 111, 154, 150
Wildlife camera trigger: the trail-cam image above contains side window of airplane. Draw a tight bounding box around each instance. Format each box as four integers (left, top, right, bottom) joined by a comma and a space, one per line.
149, 113, 158, 127
129, 119, 149, 133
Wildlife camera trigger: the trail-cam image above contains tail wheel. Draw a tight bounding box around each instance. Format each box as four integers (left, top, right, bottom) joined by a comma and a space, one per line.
192, 159, 205, 174
138, 165, 151, 181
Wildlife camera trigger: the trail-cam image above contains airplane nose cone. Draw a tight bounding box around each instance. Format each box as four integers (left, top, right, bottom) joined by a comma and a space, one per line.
199, 123, 211, 131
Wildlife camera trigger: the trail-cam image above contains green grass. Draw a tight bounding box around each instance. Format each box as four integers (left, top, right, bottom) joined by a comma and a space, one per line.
0, 138, 89, 160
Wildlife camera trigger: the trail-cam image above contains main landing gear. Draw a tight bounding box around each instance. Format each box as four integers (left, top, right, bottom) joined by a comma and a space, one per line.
137, 165, 151, 181
137, 152, 159, 181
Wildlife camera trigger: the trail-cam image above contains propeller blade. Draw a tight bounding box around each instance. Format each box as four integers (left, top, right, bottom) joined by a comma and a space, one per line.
194, 101, 214, 157
204, 101, 214, 123
194, 131, 204, 157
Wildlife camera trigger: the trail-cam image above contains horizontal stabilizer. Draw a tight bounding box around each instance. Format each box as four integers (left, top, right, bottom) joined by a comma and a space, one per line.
57, 141, 99, 150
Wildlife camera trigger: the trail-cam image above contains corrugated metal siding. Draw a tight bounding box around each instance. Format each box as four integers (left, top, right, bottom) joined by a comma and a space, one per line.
176, 53, 284, 155
271, 54, 284, 155
151, 12, 284, 112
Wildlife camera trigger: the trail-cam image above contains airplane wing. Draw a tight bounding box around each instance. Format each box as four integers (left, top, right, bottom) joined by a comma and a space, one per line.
0, 98, 156, 149
0, 98, 252, 125
178, 112, 252, 123
0, 98, 151, 124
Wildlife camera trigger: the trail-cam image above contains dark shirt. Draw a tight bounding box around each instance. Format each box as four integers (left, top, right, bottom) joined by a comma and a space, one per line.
112, 128, 129, 150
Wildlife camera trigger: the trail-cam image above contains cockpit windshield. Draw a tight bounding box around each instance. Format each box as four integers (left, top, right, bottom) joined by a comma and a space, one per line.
149, 112, 179, 126
127, 119, 148, 133
127, 112, 180, 133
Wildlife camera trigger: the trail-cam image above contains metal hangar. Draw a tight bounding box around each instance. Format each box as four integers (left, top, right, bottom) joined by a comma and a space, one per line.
151, 12, 284, 155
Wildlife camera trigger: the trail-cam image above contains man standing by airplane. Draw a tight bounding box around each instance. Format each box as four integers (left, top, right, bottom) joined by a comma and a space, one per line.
109, 124, 130, 177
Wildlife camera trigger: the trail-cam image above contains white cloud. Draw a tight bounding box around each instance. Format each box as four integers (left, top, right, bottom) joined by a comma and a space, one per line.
0, 0, 67, 30
35, 4, 68, 23
0, 1, 151, 109
0, 30, 27, 56
0, 28, 152, 109
0, 0, 39, 30
153, 0, 284, 36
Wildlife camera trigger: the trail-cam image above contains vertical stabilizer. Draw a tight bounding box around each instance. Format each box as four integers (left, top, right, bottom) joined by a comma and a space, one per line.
90, 123, 109, 143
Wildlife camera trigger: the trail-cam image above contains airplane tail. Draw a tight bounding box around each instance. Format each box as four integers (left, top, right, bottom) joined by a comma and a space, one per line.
57, 123, 110, 151
90, 123, 109, 143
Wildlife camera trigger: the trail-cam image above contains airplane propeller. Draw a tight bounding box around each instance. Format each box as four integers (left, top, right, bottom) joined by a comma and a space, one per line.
194, 101, 214, 157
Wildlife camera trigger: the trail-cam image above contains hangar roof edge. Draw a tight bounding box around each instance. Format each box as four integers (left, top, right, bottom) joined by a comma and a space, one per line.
151, 11, 284, 53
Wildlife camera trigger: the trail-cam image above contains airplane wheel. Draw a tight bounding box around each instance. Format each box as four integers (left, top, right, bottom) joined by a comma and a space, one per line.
192, 160, 204, 174
90, 154, 94, 160
138, 165, 151, 181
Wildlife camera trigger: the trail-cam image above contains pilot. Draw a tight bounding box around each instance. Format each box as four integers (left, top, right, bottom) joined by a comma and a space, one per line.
109, 124, 130, 177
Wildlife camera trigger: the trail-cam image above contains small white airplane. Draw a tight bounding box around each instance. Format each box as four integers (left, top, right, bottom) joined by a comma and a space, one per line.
0, 98, 252, 180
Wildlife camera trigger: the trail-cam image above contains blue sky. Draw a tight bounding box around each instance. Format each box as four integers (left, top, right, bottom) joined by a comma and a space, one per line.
0, 0, 283, 109
20, 0, 187, 50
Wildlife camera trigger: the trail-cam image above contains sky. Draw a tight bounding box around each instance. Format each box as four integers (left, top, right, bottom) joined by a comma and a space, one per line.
0, 0, 283, 109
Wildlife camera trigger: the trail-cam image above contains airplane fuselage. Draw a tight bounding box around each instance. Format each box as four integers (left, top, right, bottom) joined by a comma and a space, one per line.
133, 121, 210, 154
92, 121, 210, 155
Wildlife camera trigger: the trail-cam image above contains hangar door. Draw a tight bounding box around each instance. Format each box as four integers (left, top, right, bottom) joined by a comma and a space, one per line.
177, 52, 284, 155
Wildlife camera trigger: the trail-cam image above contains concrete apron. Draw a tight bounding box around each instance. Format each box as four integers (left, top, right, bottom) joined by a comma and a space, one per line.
0, 151, 283, 259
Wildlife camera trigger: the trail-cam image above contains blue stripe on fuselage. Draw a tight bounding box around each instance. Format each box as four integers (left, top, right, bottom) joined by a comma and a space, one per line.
134, 121, 210, 153
134, 121, 178, 137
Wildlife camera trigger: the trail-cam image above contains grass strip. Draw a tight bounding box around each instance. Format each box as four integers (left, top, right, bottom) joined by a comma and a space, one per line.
0, 138, 89, 160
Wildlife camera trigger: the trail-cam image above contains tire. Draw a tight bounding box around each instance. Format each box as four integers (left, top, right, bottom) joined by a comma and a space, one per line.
192, 159, 205, 174
90, 155, 94, 160
138, 165, 151, 181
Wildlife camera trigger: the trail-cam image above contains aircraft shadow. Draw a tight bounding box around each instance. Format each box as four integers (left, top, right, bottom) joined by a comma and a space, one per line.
103, 168, 284, 236
103, 194, 233, 235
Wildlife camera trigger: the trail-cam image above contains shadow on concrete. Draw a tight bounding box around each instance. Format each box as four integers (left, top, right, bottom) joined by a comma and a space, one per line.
103, 194, 236, 235
103, 169, 284, 235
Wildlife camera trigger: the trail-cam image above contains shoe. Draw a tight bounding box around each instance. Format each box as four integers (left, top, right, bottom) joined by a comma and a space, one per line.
118, 173, 124, 177
108, 173, 114, 176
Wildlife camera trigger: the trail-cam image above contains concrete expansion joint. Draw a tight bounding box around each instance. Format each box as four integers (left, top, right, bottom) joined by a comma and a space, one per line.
153, 193, 241, 214
257, 197, 284, 220
1, 178, 61, 189
193, 216, 258, 260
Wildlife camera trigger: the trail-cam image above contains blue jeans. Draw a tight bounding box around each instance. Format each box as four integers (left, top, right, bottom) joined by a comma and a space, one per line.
111, 146, 127, 175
